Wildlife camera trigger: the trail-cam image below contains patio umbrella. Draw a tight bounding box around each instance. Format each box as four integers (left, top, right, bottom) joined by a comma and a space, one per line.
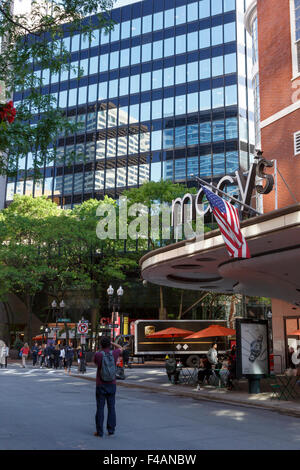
32, 335, 43, 341
147, 327, 194, 355
184, 324, 236, 339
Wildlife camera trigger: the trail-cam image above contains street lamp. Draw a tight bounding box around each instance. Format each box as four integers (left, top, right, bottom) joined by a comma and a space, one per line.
44, 325, 50, 345
40, 325, 45, 344
58, 300, 69, 345
51, 300, 58, 344
107, 285, 124, 342
117, 286, 124, 297
266, 310, 273, 354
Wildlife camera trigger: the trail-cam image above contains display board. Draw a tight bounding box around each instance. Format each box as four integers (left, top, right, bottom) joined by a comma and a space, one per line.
236, 319, 270, 377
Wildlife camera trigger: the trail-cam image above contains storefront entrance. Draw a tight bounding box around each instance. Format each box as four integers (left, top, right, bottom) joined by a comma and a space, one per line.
284, 317, 300, 368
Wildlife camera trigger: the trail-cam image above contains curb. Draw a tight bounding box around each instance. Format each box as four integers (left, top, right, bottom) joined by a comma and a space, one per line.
69, 373, 300, 419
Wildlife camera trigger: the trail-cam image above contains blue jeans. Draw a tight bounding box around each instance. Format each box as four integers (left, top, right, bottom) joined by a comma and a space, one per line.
95, 384, 117, 436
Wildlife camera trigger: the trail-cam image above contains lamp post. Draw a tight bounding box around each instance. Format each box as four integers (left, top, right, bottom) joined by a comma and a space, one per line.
59, 300, 68, 345
40, 325, 45, 344
267, 310, 273, 354
44, 325, 50, 345
51, 300, 57, 344
107, 285, 124, 343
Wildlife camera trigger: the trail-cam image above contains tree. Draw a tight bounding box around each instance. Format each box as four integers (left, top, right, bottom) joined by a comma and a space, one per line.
0, 194, 140, 343
0, 0, 114, 175
0, 197, 56, 343
0, 195, 93, 343
124, 180, 196, 319
71, 198, 139, 336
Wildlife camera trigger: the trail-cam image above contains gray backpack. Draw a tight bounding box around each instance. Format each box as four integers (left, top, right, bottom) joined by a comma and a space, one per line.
101, 351, 116, 382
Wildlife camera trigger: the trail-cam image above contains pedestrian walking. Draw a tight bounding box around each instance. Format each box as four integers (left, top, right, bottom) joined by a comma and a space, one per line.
48, 343, 55, 368
20, 343, 30, 368
59, 345, 65, 369
32, 343, 39, 367
44, 344, 50, 367
123, 336, 133, 368
0, 342, 7, 368
77, 346, 86, 374
40, 344, 47, 368
94, 336, 123, 438
80, 349, 87, 374
37, 345, 43, 367
65, 343, 74, 375
53, 345, 60, 369
77, 346, 82, 372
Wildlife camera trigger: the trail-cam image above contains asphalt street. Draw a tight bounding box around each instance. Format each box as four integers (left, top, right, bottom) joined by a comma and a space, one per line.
1, 364, 300, 450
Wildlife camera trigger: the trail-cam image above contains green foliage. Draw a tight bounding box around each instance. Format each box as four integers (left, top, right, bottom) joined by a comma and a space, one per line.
123, 180, 196, 207
0, 0, 115, 175
0, 194, 140, 323
0, 181, 223, 330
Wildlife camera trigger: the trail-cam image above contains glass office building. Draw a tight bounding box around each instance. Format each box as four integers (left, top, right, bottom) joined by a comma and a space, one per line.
7, 0, 255, 208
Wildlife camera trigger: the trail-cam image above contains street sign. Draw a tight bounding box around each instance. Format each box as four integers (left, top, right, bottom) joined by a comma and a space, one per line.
78, 322, 88, 335
109, 324, 119, 328
57, 318, 71, 323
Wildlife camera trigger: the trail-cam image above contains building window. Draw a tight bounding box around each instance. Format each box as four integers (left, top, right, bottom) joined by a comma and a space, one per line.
291, 0, 300, 75
296, 0, 300, 71
294, 130, 300, 155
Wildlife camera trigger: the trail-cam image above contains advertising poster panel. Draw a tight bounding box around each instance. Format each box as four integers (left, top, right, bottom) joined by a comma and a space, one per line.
236, 319, 270, 377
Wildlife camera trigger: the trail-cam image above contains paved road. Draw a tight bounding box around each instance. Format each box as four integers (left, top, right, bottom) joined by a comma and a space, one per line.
1, 364, 300, 450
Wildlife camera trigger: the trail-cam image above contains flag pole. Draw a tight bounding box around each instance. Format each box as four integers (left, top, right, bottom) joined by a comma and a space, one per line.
190, 175, 262, 216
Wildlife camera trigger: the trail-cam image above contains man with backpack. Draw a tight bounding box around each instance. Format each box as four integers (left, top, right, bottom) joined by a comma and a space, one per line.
94, 336, 124, 438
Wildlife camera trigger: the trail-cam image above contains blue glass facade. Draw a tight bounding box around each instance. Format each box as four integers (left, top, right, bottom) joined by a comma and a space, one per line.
7, 0, 254, 208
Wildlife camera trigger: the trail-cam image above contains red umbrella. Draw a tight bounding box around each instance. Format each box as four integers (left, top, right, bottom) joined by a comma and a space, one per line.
147, 327, 194, 355
184, 324, 236, 339
147, 327, 194, 338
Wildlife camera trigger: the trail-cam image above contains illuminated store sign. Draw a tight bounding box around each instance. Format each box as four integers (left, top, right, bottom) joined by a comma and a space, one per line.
171, 153, 274, 224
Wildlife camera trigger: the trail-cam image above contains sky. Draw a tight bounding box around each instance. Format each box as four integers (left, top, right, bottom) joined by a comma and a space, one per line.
13, 0, 141, 14
114, 0, 141, 7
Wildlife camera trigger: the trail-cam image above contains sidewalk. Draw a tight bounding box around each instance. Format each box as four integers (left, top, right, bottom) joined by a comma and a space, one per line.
70, 366, 300, 418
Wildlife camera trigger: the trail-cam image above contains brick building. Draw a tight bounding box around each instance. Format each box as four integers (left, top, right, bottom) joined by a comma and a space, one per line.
245, 0, 300, 370
245, 0, 300, 213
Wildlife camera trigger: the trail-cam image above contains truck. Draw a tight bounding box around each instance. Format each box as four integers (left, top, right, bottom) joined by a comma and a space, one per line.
116, 319, 231, 367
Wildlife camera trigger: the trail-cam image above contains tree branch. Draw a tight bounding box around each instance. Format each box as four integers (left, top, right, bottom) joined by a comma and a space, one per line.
0, 6, 39, 36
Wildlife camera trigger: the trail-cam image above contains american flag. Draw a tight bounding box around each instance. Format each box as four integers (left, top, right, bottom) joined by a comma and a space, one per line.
201, 185, 250, 259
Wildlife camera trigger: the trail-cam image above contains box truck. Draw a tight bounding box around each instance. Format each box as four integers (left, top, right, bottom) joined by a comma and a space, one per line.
116, 319, 231, 367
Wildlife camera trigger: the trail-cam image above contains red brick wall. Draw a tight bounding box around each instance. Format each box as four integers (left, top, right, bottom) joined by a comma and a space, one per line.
257, 0, 300, 213
261, 110, 300, 213
257, 0, 294, 121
